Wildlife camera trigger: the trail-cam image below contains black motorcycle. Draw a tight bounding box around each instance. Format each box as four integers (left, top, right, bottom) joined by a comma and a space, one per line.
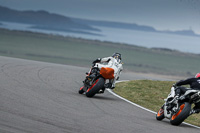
79, 63, 114, 97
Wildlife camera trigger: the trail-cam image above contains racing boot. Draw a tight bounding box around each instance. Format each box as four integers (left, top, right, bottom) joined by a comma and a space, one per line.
104, 83, 112, 88
190, 109, 200, 115
110, 84, 115, 89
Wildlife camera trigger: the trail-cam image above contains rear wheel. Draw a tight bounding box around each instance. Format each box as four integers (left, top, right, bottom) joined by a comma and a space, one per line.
156, 107, 165, 121
86, 77, 104, 97
170, 102, 191, 126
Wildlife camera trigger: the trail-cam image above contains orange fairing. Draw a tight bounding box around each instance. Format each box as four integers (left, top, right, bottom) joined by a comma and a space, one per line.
100, 67, 114, 79
157, 108, 164, 117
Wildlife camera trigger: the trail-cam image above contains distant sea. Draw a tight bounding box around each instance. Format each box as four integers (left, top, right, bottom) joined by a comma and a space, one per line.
1, 21, 200, 54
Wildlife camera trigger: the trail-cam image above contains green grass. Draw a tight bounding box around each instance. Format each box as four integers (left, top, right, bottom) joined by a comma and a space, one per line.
114, 80, 200, 127
1, 28, 200, 76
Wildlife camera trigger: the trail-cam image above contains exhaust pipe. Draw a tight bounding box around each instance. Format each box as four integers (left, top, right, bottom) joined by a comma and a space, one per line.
198, 91, 200, 96
191, 91, 200, 102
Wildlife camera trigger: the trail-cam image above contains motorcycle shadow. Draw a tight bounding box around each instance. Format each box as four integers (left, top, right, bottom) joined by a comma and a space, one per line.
157, 119, 197, 128
91, 95, 116, 101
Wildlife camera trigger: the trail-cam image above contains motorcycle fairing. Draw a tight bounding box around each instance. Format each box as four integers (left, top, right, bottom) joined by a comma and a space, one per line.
183, 89, 199, 96
100, 67, 114, 79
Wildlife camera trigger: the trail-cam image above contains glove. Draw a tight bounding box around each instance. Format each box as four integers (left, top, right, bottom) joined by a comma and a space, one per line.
93, 58, 101, 64
174, 95, 179, 100
179, 95, 185, 100
172, 83, 177, 88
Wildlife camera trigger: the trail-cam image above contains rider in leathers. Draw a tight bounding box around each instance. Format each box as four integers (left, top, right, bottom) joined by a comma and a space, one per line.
174, 73, 200, 114
92, 53, 123, 89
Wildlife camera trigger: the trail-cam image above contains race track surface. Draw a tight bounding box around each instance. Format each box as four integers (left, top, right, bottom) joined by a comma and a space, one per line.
0, 56, 199, 133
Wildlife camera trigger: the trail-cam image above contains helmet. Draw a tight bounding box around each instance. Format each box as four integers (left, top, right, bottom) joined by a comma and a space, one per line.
112, 53, 122, 62
195, 73, 200, 78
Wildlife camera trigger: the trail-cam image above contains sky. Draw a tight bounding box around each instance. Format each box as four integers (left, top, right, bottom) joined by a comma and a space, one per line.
0, 0, 200, 34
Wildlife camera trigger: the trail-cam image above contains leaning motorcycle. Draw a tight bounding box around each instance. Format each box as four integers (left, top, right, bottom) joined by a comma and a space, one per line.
79, 63, 115, 97
156, 85, 200, 125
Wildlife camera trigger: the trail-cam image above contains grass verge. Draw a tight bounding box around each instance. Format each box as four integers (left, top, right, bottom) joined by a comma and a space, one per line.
114, 80, 200, 127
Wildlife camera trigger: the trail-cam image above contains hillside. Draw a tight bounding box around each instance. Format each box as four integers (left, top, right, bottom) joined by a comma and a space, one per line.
0, 28, 200, 77
0, 5, 199, 37
72, 18, 157, 32
0, 5, 100, 35
72, 18, 200, 37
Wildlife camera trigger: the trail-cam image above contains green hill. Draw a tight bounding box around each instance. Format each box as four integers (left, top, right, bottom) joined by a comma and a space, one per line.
0, 28, 200, 76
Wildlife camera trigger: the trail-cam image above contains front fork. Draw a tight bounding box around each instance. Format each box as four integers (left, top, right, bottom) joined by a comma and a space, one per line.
163, 100, 180, 119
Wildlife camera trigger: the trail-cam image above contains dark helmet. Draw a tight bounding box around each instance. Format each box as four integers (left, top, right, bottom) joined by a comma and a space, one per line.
195, 73, 200, 78
112, 53, 122, 61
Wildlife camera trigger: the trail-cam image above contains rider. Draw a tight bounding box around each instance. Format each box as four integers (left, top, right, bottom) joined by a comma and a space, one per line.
174, 73, 200, 114
92, 53, 123, 89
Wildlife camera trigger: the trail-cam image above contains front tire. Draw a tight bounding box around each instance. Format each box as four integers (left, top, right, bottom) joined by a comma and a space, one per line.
156, 107, 165, 121
170, 102, 191, 126
79, 86, 84, 94
86, 77, 104, 97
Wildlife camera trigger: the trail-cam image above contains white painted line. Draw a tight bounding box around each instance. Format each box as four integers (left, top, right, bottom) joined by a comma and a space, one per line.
107, 88, 156, 114
107, 80, 200, 129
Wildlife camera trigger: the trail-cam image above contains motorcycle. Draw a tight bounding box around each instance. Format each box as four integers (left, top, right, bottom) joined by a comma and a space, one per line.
156, 85, 200, 125
78, 63, 115, 97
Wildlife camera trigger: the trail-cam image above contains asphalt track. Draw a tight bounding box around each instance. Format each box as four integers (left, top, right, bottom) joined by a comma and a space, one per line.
0, 56, 199, 133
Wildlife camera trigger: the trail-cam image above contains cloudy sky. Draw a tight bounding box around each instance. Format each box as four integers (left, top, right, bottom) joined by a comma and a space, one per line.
0, 0, 200, 34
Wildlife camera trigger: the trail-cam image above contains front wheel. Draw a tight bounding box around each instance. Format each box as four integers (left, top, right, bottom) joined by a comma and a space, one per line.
156, 107, 165, 121
79, 86, 84, 94
170, 102, 191, 126
85, 77, 105, 97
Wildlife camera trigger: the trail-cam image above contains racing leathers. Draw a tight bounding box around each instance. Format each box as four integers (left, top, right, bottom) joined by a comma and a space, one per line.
175, 77, 200, 112
94, 56, 123, 89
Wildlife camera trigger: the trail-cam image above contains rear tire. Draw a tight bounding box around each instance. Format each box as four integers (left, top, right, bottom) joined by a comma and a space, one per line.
86, 77, 104, 97
156, 107, 165, 121
170, 102, 191, 126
